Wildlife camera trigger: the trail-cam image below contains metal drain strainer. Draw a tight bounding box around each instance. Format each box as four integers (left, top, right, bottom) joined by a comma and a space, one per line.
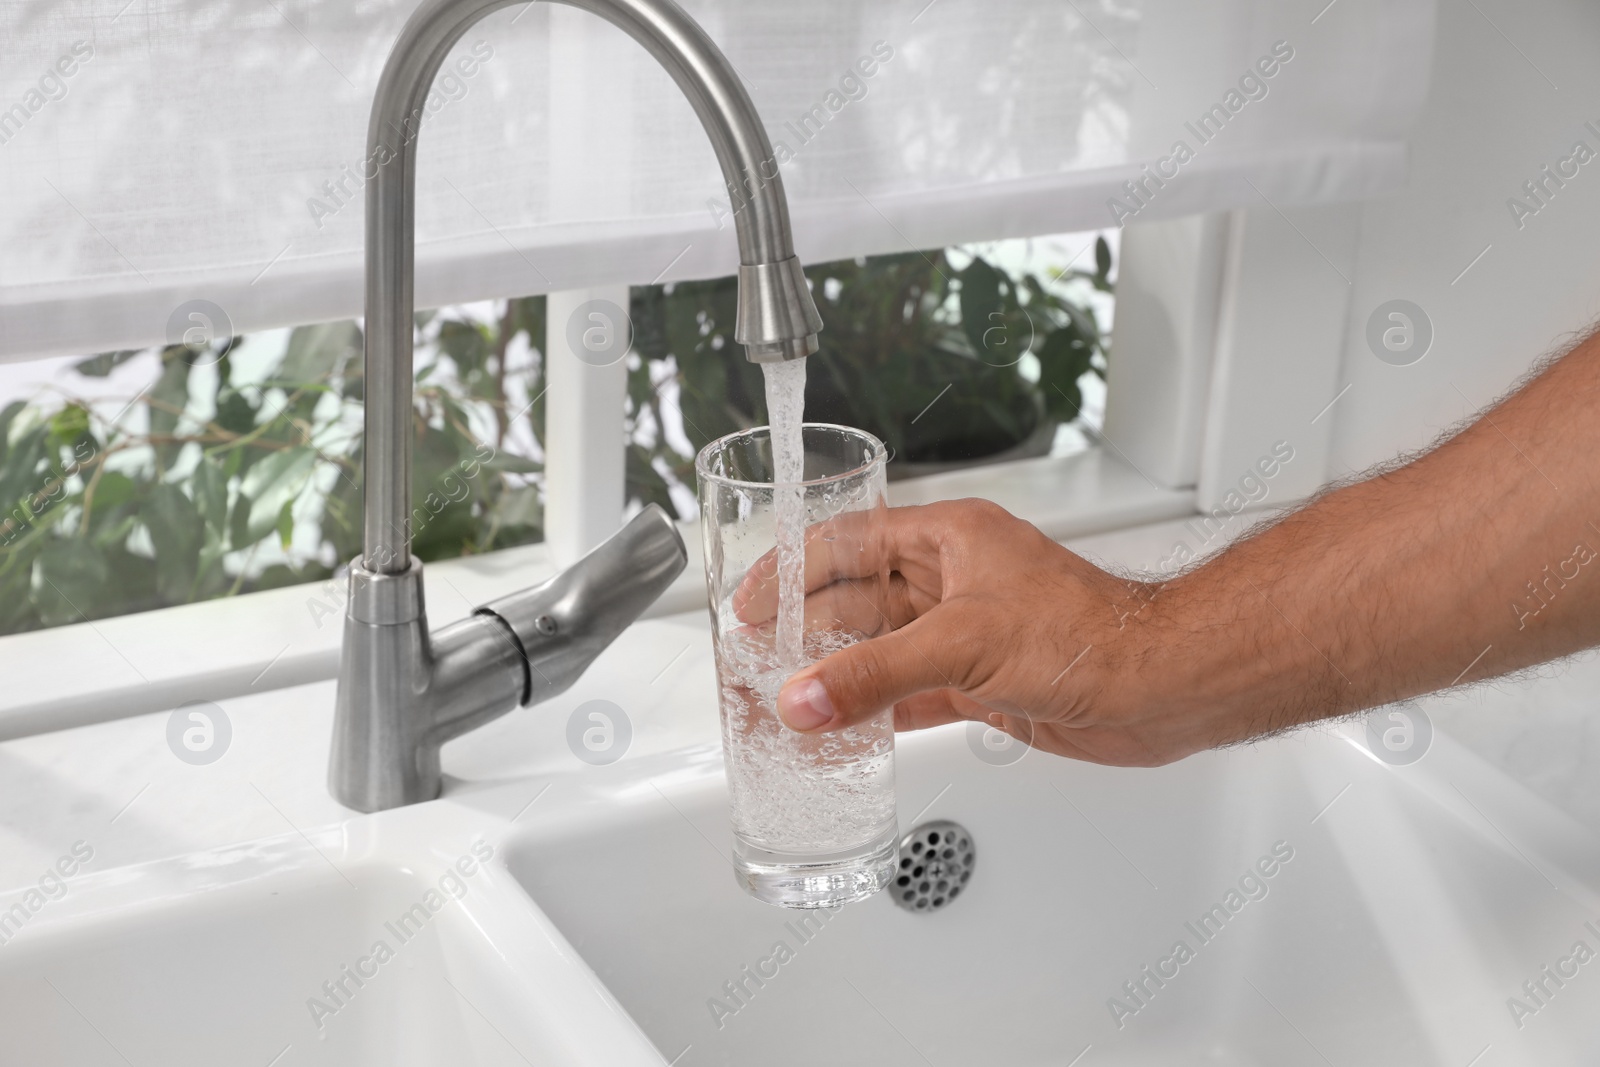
891, 820, 975, 913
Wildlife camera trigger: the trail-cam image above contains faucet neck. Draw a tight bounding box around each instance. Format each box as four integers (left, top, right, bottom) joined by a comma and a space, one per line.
361, 0, 820, 573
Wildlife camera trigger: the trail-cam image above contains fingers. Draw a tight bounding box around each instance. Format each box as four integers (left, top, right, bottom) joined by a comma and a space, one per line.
777, 611, 977, 732
731, 509, 881, 624
757, 573, 936, 638
730, 504, 950, 625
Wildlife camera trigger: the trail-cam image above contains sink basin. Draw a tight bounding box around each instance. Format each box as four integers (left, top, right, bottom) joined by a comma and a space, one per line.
7, 606, 1600, 1067
0, 805, 659, 1066
505, 722, 1600, 1066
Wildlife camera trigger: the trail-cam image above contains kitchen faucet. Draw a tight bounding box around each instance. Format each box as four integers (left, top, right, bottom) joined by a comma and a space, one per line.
330, 0, 823, 812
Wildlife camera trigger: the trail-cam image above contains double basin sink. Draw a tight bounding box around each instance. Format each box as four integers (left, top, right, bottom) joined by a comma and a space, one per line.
4, 612, 1600, 1066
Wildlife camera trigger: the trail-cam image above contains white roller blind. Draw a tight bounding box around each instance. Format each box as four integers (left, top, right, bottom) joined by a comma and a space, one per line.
0, 0, 1434, 362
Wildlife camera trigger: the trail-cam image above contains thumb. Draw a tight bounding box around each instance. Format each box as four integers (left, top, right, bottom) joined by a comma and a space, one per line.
777, 614, 972, 733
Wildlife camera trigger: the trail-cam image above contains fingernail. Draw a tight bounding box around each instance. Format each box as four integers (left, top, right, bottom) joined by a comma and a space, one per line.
779, 678, 835, 731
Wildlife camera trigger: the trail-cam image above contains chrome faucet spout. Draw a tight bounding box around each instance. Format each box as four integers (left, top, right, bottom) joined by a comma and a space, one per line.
362, 0, 821, 573
332, 0, 814, 811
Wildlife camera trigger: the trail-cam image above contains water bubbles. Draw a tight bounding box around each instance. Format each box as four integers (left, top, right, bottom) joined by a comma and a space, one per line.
716, 626, 895, 854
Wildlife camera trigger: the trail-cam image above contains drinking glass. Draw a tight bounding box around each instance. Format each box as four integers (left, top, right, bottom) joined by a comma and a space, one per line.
696, 423, 897, 908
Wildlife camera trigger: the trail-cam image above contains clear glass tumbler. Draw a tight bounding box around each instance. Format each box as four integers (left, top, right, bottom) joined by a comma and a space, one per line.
696, 423, 898, 908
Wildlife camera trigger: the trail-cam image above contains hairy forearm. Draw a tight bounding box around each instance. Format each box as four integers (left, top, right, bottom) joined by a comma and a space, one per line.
1143, 331, 1600, 738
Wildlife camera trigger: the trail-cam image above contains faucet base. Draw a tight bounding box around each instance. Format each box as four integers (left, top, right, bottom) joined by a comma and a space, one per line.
328, 507, 688, 812
329, 558, 526, 813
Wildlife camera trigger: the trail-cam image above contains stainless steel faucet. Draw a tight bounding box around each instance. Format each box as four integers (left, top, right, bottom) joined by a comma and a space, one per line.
331, 0, 823, 812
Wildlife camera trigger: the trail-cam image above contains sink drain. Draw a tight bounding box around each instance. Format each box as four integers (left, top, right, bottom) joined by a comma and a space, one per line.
891, 820, 974, 913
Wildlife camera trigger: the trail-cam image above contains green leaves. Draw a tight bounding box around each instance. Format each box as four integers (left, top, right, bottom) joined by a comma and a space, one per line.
141, 483, 204, 601
319, 450, 364, 567
631, 274, 763, 457
0, 240, 1111, 638
627, 244, 1111, 474
626, 444, 678, 520
492, 484, 542, 531
72, 350, 140, 378
48, 404, 90, 447
1036, 327, 1092, 422
438, 319, 490, 379
279, 321, 360, 385
148, 348, 193, 471
1, 316, 389, 634
236, 446, 315, 549
958, 257, 1004, 359
276, 500, 296, 550
504, 296, 547, 452
409, 428, 495, 563
277, 321, 360, 426
0, 399, 27, 464
192, 454, 229, 534
478, 450, 539, 475
89, 471, 138, 515
31, 540, 110, 626
0, 420, 47, 524
213, 389, 258, 438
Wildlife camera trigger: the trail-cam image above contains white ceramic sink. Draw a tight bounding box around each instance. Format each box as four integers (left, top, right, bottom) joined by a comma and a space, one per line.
5, 605, 1600, 1066
504, 722, 1600, 1066
0, 804, 660, 1066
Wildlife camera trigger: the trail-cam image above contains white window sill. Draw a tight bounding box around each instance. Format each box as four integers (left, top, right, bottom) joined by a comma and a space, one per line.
0, 447, 1194, 741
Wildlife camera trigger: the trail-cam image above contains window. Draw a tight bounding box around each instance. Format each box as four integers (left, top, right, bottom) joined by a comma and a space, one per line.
0, 303, 548, 635
629, 229, 1116, 518
0, 229, 1113, 635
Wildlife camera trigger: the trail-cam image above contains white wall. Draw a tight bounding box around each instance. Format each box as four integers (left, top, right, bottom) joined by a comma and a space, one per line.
1328, 0, 1600, 474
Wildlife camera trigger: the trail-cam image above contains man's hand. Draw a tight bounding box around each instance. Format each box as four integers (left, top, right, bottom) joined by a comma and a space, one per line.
739, 499, 1250, 767
748, 331, 1600, 767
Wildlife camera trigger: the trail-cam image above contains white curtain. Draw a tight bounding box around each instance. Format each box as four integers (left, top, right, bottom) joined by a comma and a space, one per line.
0, 0, 1435, 362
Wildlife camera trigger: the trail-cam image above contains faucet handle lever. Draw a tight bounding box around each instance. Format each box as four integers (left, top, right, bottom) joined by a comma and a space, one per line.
476, 504, 688, 706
